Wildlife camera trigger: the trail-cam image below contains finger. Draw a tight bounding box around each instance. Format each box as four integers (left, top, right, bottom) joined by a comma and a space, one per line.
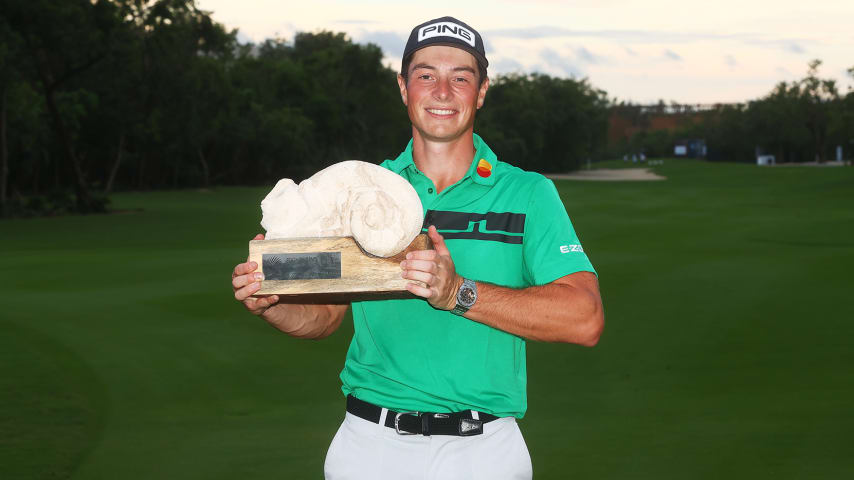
234, 281, 262, 301
405, 282, 433, 298
252, 294, 279, 310
233, 261, 259, 277
400, 259, 438, 274
405, 249, 437, 261
402, 268, 434, 285
427, 225, 450, 256
232, 272, 264, 290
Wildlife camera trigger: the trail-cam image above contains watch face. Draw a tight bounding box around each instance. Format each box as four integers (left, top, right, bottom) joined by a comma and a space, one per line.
459, 286, 476, 306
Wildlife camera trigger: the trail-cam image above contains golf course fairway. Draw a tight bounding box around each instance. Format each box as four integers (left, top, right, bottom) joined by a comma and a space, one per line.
1, 159, 852, 479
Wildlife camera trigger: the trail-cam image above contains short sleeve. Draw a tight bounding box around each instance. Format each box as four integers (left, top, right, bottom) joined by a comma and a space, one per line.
522, 177, 596, 285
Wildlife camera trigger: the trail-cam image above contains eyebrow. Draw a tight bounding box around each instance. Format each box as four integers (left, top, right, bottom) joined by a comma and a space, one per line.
453, 66, 477, 75
410, 63, 476, 75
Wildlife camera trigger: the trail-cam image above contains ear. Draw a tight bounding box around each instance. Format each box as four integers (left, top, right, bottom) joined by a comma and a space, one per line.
476, 76, 489, 110
397, 74, 408, 106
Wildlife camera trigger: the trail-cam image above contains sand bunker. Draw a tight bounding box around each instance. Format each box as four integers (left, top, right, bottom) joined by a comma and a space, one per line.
547, 168, 666, 181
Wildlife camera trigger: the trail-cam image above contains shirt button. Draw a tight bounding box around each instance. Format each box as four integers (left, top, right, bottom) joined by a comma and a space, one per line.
428, 188, 434, 194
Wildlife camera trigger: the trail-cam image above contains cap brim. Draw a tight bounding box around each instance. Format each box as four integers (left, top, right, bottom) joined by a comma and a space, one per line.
404, 41, 489, 70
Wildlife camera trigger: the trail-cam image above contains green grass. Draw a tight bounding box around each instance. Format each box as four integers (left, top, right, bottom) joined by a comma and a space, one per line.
1, 160, 853, 479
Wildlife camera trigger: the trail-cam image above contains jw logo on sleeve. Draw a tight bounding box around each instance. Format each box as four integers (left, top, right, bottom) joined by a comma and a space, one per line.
424, 210, 525, 244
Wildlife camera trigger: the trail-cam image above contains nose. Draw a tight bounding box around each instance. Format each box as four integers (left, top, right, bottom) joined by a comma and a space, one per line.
433, 77, 451, 101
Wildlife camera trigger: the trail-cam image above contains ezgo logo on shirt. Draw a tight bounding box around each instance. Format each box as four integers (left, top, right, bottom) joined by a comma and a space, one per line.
560, 244, 584, 253
418, 22, 476, 47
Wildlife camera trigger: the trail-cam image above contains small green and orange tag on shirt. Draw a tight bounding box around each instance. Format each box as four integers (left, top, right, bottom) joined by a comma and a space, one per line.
476, 158, 492, 178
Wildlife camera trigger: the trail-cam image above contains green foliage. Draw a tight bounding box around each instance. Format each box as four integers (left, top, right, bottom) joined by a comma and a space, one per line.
4, 190, 111, 217
607, 61, 854, 164
3, 2, 853, 217
630, 129, 672, 158
478, 74, 609, 172
0, 1, 612, 217
673, 60, 852, 163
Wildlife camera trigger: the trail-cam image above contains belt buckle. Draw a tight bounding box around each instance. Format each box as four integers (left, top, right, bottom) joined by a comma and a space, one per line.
394, 411, 420, 435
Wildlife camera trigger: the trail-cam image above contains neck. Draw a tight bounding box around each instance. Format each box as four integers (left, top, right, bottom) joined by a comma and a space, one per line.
411, 129, 476, 193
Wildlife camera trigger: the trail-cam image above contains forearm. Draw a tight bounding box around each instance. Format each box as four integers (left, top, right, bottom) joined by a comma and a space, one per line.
232, 253, 349, 340
464, 277, 603, 345
400, 228, 603, 345
261, 303, 349, 339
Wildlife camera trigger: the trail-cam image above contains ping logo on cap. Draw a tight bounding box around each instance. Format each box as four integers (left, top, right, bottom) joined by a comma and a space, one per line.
418, 21, 476, 47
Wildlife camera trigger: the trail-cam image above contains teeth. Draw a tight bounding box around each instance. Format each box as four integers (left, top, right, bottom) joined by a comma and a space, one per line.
427, 109, 455, 115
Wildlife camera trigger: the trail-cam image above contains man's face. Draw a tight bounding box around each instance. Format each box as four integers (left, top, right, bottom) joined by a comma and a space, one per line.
397, 46, 489, 143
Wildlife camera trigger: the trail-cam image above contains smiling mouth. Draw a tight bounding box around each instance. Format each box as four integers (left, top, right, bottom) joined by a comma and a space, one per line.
426, 108, 457, 116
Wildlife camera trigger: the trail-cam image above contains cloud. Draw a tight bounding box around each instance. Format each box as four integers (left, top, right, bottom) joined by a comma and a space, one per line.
775, 66, 793, 76
725, 55, 738, 67
486, 26, 736, 43
624, 46, 637, 56
483, 37, 497, 57
786, 43, 805, 54
743, 38, 809, 55
236, 30, 254, 45
231, 21, 298, 44
492, 57, 525, 74
354, 30, 406, 59
539, 48, 582, 76
487, 26, 579, 40
576, 46, 600, 64
334, 19, 379, 25
664, 49, 682, 61
486, 26, 816, 55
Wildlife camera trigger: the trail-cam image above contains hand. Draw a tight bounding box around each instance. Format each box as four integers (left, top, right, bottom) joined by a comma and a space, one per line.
400, 225, 463, 310
232, 233, 280, 315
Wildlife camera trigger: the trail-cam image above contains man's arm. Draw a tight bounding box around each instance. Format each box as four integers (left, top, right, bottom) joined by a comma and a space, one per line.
401, 226, 603, 346
465, 272, 602, 345
232, 234, 349, 339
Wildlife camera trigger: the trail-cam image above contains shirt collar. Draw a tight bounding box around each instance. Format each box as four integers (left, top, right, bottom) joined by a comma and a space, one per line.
388, 133, 499, 187
387, 138, 416, 174
468, 133, 498, 186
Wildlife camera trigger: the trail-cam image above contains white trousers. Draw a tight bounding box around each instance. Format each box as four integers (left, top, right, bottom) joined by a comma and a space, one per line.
324, 412, 533, 480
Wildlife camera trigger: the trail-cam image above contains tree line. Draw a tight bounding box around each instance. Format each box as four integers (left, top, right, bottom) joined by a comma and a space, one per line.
614, 60, 854, 163
4, 1, 850, 218
0, 0, 608, 217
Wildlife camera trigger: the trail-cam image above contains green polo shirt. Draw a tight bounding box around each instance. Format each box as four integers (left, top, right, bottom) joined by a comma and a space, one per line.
340, 133, 595, 418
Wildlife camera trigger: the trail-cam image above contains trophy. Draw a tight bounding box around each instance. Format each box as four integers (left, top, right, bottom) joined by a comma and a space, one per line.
249, 161, 431, 298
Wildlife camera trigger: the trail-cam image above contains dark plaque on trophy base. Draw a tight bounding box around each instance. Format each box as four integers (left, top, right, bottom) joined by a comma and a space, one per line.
248, 234, 431, 297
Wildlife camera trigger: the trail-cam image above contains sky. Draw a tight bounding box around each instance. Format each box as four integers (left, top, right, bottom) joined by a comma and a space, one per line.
195, 0, 854, 104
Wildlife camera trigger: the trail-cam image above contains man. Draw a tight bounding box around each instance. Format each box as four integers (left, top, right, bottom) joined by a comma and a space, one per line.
231, 16, 603, 480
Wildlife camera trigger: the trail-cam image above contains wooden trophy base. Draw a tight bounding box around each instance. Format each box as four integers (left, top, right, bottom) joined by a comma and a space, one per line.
248, 234, 431, 300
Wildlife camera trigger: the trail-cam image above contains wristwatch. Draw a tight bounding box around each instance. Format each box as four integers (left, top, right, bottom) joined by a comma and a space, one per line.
451, 278, 477, 316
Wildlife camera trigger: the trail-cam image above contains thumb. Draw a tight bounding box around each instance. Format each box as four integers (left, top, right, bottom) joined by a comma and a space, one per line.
428, 225, 450, 256
247, 233, 266, 262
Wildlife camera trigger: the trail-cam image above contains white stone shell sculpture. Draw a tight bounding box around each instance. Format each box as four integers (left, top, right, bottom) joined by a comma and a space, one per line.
260, 161, 424, 257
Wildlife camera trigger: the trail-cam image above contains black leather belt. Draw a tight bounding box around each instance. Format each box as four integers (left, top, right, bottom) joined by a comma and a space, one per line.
346, 395, 499, 437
